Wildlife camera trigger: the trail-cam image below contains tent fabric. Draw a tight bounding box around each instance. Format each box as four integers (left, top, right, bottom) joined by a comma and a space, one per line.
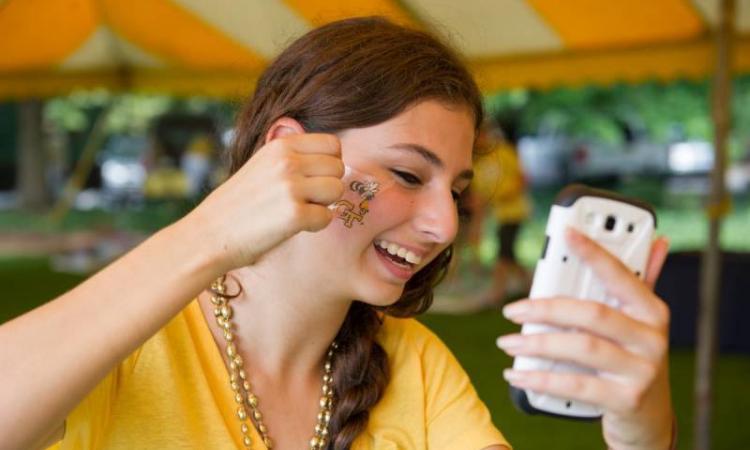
1, 0, 749, 98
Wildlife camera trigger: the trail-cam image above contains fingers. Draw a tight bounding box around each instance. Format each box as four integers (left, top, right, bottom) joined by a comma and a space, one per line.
297, 154, 345, 178
497, 332, 653, 379
502, 298, 666, 360
503, 369, 647, 415
644, 237, 670, 289
298, 204, 333, 232
295, 176, 345, 205
565, 228, 667, 328
283, 133, 341, 156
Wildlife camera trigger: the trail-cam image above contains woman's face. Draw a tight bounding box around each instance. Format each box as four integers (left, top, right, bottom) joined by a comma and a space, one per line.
290, 100, 476, 305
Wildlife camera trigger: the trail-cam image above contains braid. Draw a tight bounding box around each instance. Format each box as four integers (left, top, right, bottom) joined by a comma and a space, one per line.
327, 302, 389, 449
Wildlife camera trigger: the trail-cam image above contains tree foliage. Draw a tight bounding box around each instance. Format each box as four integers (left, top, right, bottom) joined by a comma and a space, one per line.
485, 75, 750, 161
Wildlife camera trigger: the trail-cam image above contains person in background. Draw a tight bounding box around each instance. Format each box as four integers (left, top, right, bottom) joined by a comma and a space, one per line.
181, 133, 216, 198
469, 114, 532, 307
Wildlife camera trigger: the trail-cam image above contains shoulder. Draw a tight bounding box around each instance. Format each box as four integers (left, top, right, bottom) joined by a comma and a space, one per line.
368, 316, 511, 449
377, 315, 450, 359
375, 315, 466, 390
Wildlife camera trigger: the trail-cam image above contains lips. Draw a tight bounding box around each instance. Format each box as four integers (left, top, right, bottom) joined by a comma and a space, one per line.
373, 243, 417, 280
374, 239, 424, 265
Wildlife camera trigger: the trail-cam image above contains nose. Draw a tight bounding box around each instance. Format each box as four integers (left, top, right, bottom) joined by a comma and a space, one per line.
413, 188, 459, 244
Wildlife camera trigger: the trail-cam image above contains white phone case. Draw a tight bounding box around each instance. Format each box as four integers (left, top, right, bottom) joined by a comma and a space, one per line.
510, 184, 656, 419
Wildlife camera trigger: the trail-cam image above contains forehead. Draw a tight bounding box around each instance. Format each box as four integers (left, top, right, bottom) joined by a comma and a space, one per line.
340, 100, 476, 170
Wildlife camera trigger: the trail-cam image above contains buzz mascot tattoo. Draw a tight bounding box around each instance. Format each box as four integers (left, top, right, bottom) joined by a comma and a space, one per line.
332, 180, 380, 228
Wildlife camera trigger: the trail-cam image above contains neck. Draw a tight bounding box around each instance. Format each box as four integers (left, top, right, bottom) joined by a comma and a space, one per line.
200, 252, 352, 383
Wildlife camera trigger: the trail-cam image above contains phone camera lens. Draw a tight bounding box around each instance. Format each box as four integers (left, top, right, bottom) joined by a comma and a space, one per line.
604, 215, 617, 231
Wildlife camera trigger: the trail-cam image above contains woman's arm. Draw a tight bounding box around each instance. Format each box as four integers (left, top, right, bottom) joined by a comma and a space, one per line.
0, 132, 344, 450
0, 219, 222, 449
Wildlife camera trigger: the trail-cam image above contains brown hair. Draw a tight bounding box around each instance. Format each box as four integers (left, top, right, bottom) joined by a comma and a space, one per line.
228, 16, 482, 449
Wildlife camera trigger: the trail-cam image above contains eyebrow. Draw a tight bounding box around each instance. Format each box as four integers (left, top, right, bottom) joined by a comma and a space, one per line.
387, 143, 474, 181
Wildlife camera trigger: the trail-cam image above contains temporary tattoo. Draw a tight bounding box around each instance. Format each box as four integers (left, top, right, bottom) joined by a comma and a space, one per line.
350, 180, 380, 201
333, 179, 381, 228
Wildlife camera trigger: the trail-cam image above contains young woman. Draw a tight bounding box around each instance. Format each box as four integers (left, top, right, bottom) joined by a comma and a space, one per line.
0, 17, 674, 450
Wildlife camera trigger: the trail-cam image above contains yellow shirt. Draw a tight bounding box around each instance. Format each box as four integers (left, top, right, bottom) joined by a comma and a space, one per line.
472, 143, 531, 223
50, 301, 509, 449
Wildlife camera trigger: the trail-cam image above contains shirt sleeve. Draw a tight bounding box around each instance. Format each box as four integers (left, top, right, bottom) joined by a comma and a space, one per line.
55, 349, 141, 450
419, 324, 511, 450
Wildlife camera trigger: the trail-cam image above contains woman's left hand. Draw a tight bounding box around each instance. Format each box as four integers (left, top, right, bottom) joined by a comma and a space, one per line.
496, 228, 674, 450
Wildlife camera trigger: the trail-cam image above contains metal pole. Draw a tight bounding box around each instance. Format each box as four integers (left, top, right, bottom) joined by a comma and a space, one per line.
694, 0, 734, 449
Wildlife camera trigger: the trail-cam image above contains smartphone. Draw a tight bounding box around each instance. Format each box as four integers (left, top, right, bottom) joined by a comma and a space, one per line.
510, 184, 656, 419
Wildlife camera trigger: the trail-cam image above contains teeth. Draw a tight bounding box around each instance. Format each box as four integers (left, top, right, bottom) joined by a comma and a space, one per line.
375, 240, 423, 265
405, 251, 420, 264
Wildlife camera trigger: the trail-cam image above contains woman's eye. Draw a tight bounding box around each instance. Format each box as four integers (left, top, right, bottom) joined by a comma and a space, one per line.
391, 170, 422, 186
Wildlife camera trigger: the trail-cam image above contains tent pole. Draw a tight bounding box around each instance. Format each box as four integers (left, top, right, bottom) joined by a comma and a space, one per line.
17, 99, 51, 210
48, 104, 112, 224
695, 0, 734, 449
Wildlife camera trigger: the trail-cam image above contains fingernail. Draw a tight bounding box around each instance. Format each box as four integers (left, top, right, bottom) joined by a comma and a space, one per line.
496, 334, 523, 350
503, 369, 523, 381
502, 301, 529, 319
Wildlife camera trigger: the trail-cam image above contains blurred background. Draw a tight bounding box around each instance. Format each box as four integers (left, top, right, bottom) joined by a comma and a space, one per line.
1, 0, 749, 448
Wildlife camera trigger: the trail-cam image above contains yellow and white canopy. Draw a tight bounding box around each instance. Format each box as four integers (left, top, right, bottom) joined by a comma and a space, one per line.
1, 0, 749, 98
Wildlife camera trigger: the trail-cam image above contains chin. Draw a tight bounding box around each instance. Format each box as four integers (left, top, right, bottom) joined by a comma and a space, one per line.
350, 280, 406, 308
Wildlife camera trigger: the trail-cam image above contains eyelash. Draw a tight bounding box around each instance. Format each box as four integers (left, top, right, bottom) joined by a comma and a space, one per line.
390, 169, 462, 202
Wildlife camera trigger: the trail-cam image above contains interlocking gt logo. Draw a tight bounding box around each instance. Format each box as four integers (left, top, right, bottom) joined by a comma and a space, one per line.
333, 180, 381, 228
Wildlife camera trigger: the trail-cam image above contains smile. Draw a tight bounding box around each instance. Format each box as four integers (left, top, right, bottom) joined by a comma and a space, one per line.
374, 239, 424, 266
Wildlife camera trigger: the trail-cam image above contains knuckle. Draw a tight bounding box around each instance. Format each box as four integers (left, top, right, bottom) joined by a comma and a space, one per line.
579, 334, 600, 355
305, 207, 332, 231
648, 334, 668, 360
655, 301, 671, 328
267, 138, 287, 155
334, 158, 345, 177
621, 384, 648, 412
639, 361, 659, 383
279, 177, 298, 200
277, 155, 299, 175
286, 201, 305, 224
331, 179, 345, 198
562, 374, 585, 393
325, 134, 341, 153
586, 302, 610, 326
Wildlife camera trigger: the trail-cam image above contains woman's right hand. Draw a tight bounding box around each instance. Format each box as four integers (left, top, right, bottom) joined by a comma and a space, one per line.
185, 133, 345, 272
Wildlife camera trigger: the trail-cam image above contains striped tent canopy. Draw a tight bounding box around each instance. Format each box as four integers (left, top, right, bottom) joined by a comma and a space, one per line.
2, 0, 750, 99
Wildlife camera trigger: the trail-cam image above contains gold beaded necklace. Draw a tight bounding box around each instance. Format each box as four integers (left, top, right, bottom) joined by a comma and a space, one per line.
210, 276, 337, 449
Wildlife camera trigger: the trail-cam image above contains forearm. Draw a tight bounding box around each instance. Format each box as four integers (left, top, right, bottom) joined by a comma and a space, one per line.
0, 217, 222, 448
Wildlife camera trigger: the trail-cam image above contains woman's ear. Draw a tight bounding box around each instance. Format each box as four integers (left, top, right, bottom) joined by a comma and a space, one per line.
264, 117, 306, 144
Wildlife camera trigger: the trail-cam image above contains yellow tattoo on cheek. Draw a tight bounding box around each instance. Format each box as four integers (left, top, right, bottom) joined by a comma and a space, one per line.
332, 179, 381, 228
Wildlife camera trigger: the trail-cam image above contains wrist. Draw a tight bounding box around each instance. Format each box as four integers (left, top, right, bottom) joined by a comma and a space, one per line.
603, 408, 675, 450
166, 212, 229, 279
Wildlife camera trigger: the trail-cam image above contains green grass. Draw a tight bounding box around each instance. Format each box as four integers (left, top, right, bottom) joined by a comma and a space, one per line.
0, 200, 195, 234
1, 257, 748, 449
